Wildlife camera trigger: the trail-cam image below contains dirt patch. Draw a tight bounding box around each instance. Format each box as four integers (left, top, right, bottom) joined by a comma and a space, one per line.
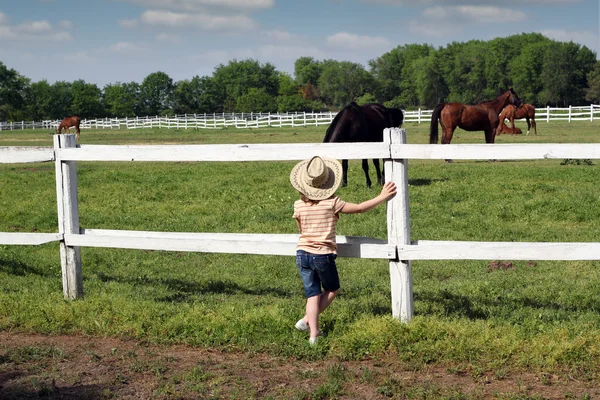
1, 331, 598, 399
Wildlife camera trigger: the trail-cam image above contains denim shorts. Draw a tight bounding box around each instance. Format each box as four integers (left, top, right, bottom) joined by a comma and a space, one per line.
296, 250, 340, 298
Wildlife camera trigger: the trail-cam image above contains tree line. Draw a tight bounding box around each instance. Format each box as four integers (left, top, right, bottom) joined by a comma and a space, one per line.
1, 33, 599, 122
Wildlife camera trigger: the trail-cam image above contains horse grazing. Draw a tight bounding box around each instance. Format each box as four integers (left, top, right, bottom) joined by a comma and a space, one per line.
429, 88, 522, 147
57, 116, 82, 140
498, 104, 537, 136
323, 102, 405, 187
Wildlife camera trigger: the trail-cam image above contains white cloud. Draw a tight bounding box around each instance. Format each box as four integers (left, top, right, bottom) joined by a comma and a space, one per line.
424, 6, 526, 23
0, 18, 72, 42
109, 41, 147, 54
156, 32, 183, 43
122, 0, 274, 11
408, 19, 462, 38
325, 32, 391, 50
58, 20, 73, 29
257, 44, 326, 60
261, 29, 301, 41
542, 29, 600, 53
119, 18, 139, 28
14, 20, 53, 34
140, 9, 257, 30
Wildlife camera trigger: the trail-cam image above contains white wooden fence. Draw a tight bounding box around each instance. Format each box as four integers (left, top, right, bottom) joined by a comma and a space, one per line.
1, 104, 599, 131
2, 130, 600, 322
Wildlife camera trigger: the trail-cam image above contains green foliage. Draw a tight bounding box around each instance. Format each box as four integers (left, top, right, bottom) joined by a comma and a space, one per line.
103, 81, 141, 117
140, 71, 174, 116
213, 59, 279, 112
585, 61, 600, 103
318, 61, 375, 108
236, 87, 277, 112
70, 79, 103, 118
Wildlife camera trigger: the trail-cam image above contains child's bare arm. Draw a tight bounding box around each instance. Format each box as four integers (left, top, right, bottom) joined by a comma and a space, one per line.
340, 181, 397, 214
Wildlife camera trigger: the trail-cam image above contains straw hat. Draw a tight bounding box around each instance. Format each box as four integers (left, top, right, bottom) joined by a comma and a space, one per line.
290, 156, 343, 200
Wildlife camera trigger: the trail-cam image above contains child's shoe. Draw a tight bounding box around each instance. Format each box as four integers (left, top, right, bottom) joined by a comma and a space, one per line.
295, 318, 309, 332
309, 336, 319, 346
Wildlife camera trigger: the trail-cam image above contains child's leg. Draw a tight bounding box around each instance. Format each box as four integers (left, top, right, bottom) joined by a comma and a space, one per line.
303, 289, 339, 337
319, 289, 338, 313
305, 294, 321, 338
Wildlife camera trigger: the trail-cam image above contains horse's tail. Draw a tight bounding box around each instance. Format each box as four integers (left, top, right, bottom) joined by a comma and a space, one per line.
429, 103, 445, 144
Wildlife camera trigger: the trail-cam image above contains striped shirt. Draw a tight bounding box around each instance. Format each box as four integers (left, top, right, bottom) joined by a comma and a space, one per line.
293, 196, 347, 254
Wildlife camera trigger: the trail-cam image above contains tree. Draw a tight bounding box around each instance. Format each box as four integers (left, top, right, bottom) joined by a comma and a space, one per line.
49, 81, 73, 119
318, 61, 375, 108
173, 76, 222, 114
412, 53, 448, 108
24, 80, 54, 120
0, 61, 29, 121
294, 57, 324, 86
235, 87, 277, 112
585, 61, 600, 103
71, 80, 103, 118
103, 82, 141, 117
140, 71, 174, 116
212, 59, 279, 112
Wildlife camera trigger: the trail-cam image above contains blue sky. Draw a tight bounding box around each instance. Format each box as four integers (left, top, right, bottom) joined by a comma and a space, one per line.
0, 0, 598, 87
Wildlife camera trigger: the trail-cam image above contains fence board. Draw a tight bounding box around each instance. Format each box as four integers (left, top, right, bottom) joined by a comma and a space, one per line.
0, 147, 54, 163
399, 241, 600, 260
0, 232, 62, 245
66, 230, 396, 258
57, 143, 389, 162
391, 143, 600, 160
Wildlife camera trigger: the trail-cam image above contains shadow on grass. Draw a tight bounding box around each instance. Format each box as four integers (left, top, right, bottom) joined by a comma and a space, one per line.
94, 272, 292, 302
416, 289, 490, 320
416, 288, 600, 321
408, 178, 448, 186
0, 257, 55, 278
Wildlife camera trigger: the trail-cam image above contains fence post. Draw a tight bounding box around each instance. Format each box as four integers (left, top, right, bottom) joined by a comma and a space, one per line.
54, 134, 83, 300
384, 127, 413, 322
569, 105, 572, 123
591, 105, 594, 122
547, 105, 550, 123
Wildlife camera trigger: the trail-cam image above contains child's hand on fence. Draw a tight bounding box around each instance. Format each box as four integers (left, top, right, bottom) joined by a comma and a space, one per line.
380, 181, 397, 200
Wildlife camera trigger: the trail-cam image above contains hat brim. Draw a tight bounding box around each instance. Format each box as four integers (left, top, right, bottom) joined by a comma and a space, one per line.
290, 157, 343, 200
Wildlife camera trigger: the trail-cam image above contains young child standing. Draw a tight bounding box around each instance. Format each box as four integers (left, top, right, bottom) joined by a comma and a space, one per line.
290, 156, 397, 345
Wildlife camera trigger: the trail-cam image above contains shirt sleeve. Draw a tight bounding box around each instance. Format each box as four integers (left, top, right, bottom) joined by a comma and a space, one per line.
292, 201, 298, 219
332, 197, 346, 214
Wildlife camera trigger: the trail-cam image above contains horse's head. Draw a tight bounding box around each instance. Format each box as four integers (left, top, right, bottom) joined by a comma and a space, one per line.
508, 87, 522, 108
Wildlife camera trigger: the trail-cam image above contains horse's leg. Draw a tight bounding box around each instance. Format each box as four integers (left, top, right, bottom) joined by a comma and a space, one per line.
372, 159, 383, 185
531, 116, 537, 136
362, 159, 372, 188
525, 116, 531, 136
341, 159, 349, 187
441, 124, 455, 163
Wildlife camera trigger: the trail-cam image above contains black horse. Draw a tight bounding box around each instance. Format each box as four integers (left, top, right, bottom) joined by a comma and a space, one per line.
323, 102, 404, 187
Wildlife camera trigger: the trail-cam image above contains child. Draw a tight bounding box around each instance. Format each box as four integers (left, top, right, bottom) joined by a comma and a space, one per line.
290, 155, 397, 345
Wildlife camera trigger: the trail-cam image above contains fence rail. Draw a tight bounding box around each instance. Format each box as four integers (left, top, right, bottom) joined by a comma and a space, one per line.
1, 105, 599, 131
2, 130, 600, 321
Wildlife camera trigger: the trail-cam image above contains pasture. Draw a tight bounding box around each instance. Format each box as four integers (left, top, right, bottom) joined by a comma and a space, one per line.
1, 120, 600, 398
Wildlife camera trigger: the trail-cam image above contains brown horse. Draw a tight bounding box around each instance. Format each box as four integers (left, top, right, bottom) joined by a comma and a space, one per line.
430, 88, 522, 146
498, 104, 537, 136
57, 116, 82, 140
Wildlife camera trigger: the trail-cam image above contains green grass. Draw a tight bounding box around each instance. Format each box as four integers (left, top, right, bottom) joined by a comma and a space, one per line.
1, 120, 600, 378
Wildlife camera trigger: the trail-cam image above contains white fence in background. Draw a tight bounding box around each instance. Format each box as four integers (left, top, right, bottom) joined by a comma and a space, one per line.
2, 129, 600, 321
1, 105, 599, 131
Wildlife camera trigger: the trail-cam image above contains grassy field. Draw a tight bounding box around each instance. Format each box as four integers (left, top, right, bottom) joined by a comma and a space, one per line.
1, 119, 600, 396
